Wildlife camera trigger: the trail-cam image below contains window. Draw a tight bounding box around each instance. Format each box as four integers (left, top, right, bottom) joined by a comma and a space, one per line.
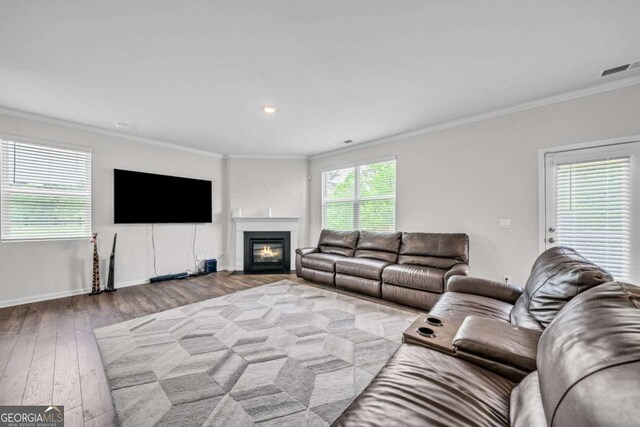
322, 159, 396, 231
1, 139, 92, 241
544, 142, 640, 282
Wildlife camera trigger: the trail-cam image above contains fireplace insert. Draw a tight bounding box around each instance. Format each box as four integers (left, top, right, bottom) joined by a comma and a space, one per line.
243, 231, 291, 273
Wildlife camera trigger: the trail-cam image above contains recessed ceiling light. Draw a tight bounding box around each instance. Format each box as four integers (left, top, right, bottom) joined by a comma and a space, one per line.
263, 106, 277, 114
114, 122, 129, 128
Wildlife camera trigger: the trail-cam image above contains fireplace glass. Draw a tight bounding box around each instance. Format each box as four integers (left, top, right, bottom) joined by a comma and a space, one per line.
243, 231, 291, 273
253, 242, 284, 264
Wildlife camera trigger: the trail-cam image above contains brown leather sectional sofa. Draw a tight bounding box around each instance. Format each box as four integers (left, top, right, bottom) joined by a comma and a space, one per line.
332, 246, 640, 426
296, 229, 469, 310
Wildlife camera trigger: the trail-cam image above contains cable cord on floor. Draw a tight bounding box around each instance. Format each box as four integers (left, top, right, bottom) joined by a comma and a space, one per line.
151, 223, 158, 277
193, 223, 198, 272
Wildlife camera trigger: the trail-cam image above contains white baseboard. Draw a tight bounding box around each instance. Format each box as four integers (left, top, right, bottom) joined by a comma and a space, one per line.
0, 278, 149, 309
0, 268, 295, 308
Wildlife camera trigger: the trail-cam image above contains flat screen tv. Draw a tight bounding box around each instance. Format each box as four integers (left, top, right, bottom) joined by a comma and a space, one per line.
114, 169, 212, 224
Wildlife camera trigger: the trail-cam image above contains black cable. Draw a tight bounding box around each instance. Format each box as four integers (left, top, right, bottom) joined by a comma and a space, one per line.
151, 223, 158, 277
192, 223, 197, 272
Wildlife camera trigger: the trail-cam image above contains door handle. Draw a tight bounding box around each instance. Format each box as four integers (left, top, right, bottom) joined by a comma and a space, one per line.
548, 237, 555, 244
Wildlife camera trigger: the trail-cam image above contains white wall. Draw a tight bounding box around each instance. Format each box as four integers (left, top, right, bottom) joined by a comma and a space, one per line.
3, 84, 640, 306
0, 114, 227, 306
309, 85, 640, 285
226, 157, 309, 268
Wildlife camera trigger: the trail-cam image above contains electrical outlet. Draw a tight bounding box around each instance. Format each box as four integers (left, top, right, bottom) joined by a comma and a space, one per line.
499, 218, 512, 229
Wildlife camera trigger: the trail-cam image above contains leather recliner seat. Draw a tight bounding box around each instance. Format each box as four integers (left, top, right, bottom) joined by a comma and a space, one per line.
381, 232, 469, 310
296, 229, 469, 310
429, 246, 613, 332
335, 231, 402, 298
334, 281, 640, 426
296, 230, 359, 285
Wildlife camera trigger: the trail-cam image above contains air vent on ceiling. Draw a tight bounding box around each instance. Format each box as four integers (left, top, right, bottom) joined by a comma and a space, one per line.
601, 63, 630, 77
343, 139, 354, 144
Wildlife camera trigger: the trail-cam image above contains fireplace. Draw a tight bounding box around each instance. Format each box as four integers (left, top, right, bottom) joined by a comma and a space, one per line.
243, 231, 291, 273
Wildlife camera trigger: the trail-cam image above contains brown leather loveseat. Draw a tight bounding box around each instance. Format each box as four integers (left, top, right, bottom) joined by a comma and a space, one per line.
296, 229, 469, 310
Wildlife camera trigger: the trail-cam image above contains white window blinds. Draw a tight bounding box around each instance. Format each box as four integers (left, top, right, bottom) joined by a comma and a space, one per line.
1, 139, 92, 241
555, 157, 631, 280
322, 159, 396, 231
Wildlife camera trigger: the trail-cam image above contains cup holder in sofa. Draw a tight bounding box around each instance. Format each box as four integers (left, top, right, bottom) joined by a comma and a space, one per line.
425, 317, 443, 327
416, 327, 437, 338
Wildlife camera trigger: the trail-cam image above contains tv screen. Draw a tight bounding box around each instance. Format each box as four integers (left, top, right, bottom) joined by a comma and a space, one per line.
114, 169, 212, 224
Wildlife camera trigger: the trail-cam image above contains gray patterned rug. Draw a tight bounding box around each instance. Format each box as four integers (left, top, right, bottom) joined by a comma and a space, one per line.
94, 281, 417, 426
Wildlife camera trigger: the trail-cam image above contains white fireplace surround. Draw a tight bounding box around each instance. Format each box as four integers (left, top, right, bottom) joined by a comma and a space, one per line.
232, 217, 300, 271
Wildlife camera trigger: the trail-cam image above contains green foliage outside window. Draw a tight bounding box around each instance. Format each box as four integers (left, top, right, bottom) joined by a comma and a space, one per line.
323, 160, 395, 231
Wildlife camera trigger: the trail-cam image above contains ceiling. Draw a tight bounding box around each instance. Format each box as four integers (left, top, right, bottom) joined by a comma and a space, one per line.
1, 1, 640, 157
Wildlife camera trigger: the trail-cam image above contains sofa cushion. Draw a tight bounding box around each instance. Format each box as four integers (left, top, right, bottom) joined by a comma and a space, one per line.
397, 232, 469, 268
510, 372, 546, 427
336, 257, 391, 280
318, 229, 360, 256
354, 231, 401, 263
510, 297, 543, 332
333, 344, 513, 427
536, 282, 640, 426
519, 246, 613, 328
428, 292, 513, 323
301, 253, 347, 272
382, 264, 445, 293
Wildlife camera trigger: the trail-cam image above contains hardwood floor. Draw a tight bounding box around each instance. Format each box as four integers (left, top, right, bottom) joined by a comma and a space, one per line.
0, 272, 303, 426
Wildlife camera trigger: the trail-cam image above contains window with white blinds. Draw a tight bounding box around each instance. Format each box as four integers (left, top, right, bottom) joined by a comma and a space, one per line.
1, 139, 92, 241
322, 159, 396, 231
555, 157, 631, 280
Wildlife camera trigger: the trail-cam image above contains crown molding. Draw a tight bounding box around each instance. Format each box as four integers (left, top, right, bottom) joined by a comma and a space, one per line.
224, 154, 309, 160
0, 106, 225, 158
310, 74, 640, 160
3, 73, 640, 162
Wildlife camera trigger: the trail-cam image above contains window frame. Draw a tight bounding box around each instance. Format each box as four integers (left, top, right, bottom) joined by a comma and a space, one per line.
321, 157, 396, 231
0, 135, 93, 243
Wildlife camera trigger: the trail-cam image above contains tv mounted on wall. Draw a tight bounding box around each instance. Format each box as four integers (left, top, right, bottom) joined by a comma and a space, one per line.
114, 169, 212, 224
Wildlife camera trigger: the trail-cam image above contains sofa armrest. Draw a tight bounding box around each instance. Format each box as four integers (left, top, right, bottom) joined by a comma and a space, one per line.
296, 247, 319, 256
447, 275, 523, 304
453, 316, 541, 373
444, 263, 469, 284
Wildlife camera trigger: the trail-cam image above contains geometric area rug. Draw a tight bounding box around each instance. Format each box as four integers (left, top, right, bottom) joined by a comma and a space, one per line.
94, 281, 417, 426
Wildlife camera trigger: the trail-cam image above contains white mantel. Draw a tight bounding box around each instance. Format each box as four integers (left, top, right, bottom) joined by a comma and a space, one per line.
232, 217, 300, 271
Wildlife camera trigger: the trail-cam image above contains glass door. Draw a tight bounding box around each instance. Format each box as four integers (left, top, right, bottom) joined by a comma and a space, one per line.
544, 141, 640, 282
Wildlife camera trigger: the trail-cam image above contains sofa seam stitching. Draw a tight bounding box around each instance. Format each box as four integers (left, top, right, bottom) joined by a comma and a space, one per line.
549, 359, 640, 425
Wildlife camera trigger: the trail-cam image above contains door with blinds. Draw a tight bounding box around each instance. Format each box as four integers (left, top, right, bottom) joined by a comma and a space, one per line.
544, 142, 640, 282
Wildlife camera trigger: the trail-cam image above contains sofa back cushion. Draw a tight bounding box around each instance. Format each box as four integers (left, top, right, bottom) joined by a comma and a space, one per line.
397, 233, 469, 269
536, 282, 640, 426
318, 229, 360, 256
513, 246, 613, 328
354, 231, 402, 262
